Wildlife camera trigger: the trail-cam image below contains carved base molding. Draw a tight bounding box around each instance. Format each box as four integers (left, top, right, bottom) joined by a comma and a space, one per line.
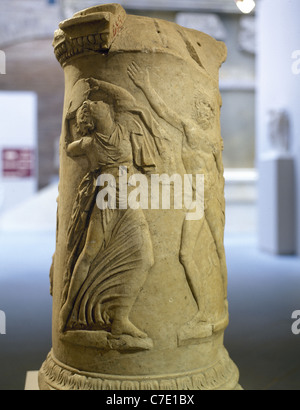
38, 350, 242, 391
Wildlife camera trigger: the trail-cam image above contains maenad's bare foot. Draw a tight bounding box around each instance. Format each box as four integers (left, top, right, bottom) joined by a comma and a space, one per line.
111, 318, 147, 339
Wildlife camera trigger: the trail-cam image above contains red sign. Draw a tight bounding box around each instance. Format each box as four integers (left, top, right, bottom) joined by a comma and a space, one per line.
2, 148, 35, 178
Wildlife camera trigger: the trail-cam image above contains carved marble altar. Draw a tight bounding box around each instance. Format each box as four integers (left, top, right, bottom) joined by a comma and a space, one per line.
38, 3, 241, 390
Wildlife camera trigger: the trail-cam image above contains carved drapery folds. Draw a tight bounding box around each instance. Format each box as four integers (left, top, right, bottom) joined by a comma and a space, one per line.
39, 4, 241, 390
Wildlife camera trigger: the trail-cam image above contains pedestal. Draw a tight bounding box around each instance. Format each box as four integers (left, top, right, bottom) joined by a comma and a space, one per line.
258, 155, 296, 254
25, 371, 39, 391
38, 3, 241, 390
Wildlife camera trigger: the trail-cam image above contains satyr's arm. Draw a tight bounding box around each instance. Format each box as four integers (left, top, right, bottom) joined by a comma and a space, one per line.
127, 62, 184, 132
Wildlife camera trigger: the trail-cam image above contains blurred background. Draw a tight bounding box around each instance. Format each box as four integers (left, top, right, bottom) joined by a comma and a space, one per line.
0, 0, 299, 390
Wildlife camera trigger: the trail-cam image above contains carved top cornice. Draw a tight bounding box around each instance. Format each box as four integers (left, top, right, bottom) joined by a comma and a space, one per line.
53, 3, 127, 67
53, 2, 227, 85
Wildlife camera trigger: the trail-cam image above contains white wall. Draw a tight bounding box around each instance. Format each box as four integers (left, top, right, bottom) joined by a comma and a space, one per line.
256, 0, 300, 255
0, 0, 60, 47
0, 92, 38, 215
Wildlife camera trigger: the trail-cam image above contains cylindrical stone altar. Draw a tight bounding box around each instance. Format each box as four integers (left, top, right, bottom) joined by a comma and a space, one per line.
39, 3, 241, 390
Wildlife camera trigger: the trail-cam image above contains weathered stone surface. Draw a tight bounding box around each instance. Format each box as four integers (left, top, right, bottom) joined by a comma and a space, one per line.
39, 3, 241, 390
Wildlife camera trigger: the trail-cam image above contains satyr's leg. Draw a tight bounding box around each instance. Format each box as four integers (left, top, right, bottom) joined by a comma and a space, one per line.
179, 216, 208, 321
205, 200, 228, 299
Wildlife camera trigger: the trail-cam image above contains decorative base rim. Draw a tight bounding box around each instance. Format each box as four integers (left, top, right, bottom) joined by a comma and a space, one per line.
38, 349, 241, 391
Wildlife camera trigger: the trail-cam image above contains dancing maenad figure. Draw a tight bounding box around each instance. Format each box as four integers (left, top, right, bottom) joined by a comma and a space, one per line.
59, 79, 160, 350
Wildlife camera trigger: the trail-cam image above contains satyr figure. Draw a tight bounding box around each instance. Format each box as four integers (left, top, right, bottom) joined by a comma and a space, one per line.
128, 62, 228, 341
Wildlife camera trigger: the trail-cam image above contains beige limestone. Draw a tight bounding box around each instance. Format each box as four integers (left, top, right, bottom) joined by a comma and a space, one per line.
38, 3, 241, 390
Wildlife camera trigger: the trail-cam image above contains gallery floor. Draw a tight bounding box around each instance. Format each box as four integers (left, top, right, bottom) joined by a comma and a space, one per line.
0, 184, 300, 390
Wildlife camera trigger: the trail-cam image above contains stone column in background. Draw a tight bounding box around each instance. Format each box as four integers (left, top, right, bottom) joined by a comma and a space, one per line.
38, 3, 241, 390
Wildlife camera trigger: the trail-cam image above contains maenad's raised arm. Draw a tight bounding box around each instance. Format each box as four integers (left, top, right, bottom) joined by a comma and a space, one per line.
67, 139, 85, 157
87, 78, 137, 111
127, 62, 184, 133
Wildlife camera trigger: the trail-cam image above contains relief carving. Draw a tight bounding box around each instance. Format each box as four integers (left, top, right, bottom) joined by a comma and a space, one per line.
59, 78, 162, 351
39, 3, 241, 391
128, 63, 228, 344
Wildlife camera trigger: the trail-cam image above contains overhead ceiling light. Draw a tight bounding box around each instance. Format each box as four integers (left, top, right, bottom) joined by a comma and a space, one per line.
235, 0, 256, 14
